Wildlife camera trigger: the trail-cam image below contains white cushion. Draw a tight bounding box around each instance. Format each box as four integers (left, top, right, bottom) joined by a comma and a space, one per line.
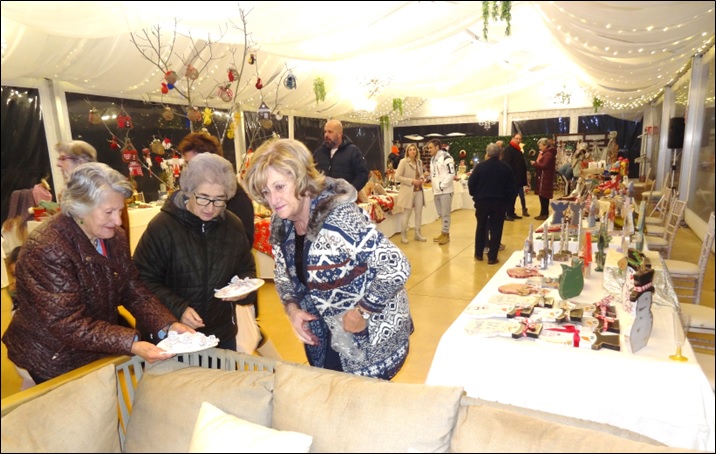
641, 190, 662, 200
646, 237, 667, 247
189, 401, 312, 453
681, 304, 716, 330
663, 259, 699, 276
645, 225, 665, 236
0, 364, 120, 453
644, 216, 663, 225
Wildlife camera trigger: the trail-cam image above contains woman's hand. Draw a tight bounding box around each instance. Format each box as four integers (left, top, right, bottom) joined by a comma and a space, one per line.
131, 340, 175, 364
343, 307, 368, 333
180, 307, 205, 330
286, 304, 319, 345
168, 322, 195, 334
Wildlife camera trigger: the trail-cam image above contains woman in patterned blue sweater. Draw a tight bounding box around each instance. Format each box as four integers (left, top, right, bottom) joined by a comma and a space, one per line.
244, 139, 413, 380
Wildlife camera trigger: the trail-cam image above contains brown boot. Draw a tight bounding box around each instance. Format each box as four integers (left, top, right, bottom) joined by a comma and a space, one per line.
438, 233, 450, 245
433, 232, 443, 242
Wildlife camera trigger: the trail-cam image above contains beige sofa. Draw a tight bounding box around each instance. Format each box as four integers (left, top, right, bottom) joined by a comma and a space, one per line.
0, 349, 702, 453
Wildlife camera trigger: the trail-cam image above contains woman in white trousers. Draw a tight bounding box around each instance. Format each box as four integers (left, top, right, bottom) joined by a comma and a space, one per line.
394, 144, 426, 243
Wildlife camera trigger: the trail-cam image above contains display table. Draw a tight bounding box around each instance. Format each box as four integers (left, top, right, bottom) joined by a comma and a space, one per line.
426, 250, 714, 451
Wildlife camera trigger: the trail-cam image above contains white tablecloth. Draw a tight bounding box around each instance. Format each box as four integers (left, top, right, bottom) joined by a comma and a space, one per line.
426, 250, 715, 451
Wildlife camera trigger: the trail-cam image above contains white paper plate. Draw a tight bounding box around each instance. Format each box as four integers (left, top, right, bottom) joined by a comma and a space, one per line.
157, 332, 219, 354
214, 278, 265, 299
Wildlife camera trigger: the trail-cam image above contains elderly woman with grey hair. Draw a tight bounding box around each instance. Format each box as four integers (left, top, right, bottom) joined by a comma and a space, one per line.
2, 162, 192, 385
133, 153, 256, 351
467, 143, 516, 265
56, 140, 97, 181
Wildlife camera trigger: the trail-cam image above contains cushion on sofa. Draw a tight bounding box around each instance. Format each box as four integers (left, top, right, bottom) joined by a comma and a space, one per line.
0, 364, 120, 453
271, 362, 464, 453
450, 403, 694, 453
189, 401, 313, 453
124, 359, 275, 453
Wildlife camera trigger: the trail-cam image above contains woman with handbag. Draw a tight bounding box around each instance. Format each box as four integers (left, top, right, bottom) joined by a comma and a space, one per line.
394, 144, 426, 243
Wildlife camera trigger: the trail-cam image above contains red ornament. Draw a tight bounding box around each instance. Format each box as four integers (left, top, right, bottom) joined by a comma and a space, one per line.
255, 78, 263, 89
154, 156, 164, 164
142, 148, 150, 156
164, 70, 178, 85
109, 136, 119, 149
228, 68, 239, 82
128, 161, 143, 177
161, 83, 169, 94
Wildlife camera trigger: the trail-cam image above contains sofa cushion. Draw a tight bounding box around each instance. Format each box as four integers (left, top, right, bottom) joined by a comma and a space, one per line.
450, 401, 687, 453
272, 362, 464, 453
0, 364, 120, 453
124, 359, 275, 453
189, 401, 313, 453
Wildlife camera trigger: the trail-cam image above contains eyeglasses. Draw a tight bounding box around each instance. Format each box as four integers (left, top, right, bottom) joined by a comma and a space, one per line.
58, 155, 77, 162
193, 193, 227, 207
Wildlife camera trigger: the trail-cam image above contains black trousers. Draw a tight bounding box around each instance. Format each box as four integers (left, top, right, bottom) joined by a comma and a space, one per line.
474, 199, 506, 260
539, 196, 550, 216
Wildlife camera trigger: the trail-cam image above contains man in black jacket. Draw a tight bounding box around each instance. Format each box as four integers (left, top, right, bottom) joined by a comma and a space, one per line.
501, 133, 529, 220
313, 120, 370, 191
468, 143, 516, 265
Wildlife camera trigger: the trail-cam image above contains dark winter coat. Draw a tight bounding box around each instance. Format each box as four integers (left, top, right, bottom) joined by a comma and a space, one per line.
533, 146, 557, 199
133, 193, 256, 343
468, 156, 517, 205
2, 214, 176, 382
313, 136, 370, 191
501, 143, 528, 187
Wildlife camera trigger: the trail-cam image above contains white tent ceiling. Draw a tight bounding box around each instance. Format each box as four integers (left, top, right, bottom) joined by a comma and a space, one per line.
1, 1, 714, 123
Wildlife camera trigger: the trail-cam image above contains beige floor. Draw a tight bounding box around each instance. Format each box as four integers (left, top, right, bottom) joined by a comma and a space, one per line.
2, 195, 714, 397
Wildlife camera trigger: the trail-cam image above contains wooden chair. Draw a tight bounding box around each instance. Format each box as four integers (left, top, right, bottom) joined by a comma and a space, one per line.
645, 199, 685, 259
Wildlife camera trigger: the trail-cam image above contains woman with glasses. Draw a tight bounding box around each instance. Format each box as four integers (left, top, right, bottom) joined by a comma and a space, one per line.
56, 140, 97, 181
133, 153, 256, 350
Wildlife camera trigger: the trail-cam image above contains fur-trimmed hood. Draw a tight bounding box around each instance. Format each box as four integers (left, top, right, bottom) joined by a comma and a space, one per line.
270, 177, 357, 245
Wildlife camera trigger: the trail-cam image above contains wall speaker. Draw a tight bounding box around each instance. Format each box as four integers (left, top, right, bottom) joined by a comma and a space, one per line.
667, 117, 685, 149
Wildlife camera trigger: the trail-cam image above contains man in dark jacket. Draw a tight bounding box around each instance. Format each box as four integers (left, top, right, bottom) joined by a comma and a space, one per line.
468, 143, 516, 265
313, 119, 370, 191
501, 133, 529, 220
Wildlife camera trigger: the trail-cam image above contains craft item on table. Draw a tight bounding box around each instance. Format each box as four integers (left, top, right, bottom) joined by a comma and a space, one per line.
487, 294, 535, 317
561, 301, 597, 323
594, 216, 609, 272
628, 268, 655, 353
533, 291, 554, 308
558, 257, 585, 299
569, 201, 585, 226
550, 200, 569, 225
535, 224, 562, 234
498, 283, 539, 296
591, 330, 621, 351
635, 200, 646, 252
594, 295, 620, 334
554, 225, 573, 262
464, 319, 523, 338
587, 194, 598, 228
464, 302, 516, 319
581, 231, 593, 278
511, 318, 543, 339
531, 307, 566, 323
522, 239, 533, 266
540, 323, 596, 348
507, 267, 543, 279
525, 276, 559, 290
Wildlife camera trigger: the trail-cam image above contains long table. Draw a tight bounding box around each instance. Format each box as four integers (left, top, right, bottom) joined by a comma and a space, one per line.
426, 250, 714, 451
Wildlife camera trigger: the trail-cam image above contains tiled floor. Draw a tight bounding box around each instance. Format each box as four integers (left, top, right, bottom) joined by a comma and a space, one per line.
2, 195, 714, 397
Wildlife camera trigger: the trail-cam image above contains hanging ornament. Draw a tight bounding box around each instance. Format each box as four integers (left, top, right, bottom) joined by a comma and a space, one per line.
255, 78, 263, 90
161, 83, 169, 94
162, 107, 175, 121
227, 122, 235, 139
284, 71, 297, 90
257, 101, 271, 121
164, 70, 178, 87
162, 138, 173, 151
203, 107, 213, 126
142, 147, 151, 157
89, 108, 102, 124
116, 110, 132, 129
218, 84, 233, 102
260, 119, 273, 130
274, 111, 284, 121
248, 53, 256, 65
228, 67, 240, 82
121, 141, 138, 163
150, 138, 165, 155
185, 65, 199, 81
109, 136, 120, 149
128, 160, 143, 177
187, 106, 202, 122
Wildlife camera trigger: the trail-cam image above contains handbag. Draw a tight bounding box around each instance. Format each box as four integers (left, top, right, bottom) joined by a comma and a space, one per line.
235, 303, 262, 354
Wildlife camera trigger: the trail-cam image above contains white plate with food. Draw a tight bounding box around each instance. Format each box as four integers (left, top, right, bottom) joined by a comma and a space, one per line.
214, 276, 265, 299
158, 331, 219, 354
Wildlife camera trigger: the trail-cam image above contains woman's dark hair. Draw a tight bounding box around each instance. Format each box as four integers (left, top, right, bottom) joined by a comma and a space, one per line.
177, 131, 222, 156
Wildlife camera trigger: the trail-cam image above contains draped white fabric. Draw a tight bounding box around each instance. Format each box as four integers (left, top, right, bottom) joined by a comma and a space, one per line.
1, 1, 713, 119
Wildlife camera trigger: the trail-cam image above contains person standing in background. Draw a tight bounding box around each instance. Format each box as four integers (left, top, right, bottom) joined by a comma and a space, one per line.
469, 143, 515, 265
501, 133, 529, 219
425, 139, 455, 245
530, 138, 557, 221
313, 119, 370, 192
394, 144, 426, 243
56, 140, 97, 181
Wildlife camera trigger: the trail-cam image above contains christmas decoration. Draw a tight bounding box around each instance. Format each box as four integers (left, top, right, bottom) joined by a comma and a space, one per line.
128, 160, 143, 177
187, 106, 201, 122
313, 77, 326, 103
248, 53, 256, 65
185, 65, 199, 80
116, 110, 132, 129
284, 71, 297, 89
257, 102, 271, 121
218, 84, 233, 102
109, 136, 120, 149
121, 140, 138, 163
392, 98, 403, 116
161, 83, 169, 94
228, 67, 239, 82
203, 107, 213, 126
89, 108, 101, 124
255, 78, 263, 89
150, 138, 165, 155
164, 70, 178, 86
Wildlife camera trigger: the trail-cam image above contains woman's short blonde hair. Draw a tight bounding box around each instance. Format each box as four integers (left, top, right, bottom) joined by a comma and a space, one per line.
243, 139, 325, 207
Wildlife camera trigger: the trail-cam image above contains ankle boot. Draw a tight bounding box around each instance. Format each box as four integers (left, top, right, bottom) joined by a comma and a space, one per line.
401, 232, 409, 244
414, 230, 427, 242
522, 208, 530, 217
433, 232, 443, 242
438, 233, 450, 245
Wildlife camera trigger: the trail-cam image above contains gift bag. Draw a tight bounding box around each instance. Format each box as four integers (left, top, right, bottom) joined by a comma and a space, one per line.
235, 303, 261, 354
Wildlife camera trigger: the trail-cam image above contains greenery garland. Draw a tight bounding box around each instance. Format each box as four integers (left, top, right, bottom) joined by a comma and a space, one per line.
392, 98, 403, 116
592, 96, 604, 113
482, 1, 512, 40
313, 77, 326, 104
